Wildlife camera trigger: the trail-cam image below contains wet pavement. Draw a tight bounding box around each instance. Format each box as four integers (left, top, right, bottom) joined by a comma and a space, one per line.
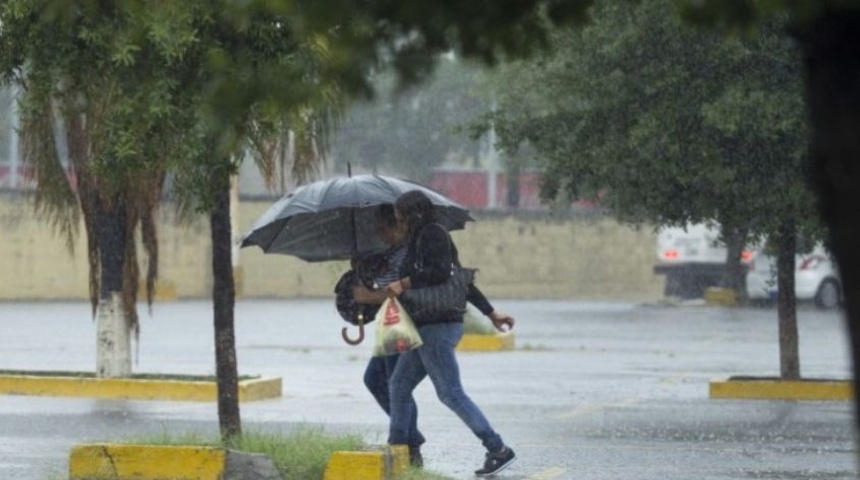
0, 299, 855, 480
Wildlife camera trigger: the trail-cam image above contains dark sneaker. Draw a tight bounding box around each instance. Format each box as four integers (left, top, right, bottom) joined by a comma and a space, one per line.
409, 445, 424, 468
475, 446, 516, 477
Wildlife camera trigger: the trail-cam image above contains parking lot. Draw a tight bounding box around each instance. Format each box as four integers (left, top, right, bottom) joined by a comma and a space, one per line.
0, 299, 855, 479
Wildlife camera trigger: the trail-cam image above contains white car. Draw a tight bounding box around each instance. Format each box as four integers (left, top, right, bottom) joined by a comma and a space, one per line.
746, 246, 842, 309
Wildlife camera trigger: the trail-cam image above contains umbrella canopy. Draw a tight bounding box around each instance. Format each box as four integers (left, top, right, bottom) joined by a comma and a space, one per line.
240, 174, 473, 262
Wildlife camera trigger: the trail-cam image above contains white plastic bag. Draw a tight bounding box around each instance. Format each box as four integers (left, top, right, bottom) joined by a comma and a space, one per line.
372, 297, 423, 357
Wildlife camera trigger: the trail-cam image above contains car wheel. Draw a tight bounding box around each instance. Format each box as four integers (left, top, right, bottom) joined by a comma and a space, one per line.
814, 279, 841, 309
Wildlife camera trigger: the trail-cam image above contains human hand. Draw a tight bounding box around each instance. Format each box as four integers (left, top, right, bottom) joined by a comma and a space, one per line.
352, 285, 379, 304
386, 279, 406, 296
489, 311, 515, 332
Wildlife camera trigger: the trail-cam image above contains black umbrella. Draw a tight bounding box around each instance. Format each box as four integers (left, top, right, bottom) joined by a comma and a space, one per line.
240, 174, 473, 262
241, 174, 473, 346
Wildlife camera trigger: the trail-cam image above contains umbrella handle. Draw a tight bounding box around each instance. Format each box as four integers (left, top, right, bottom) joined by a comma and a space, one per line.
342, 317, 365, 345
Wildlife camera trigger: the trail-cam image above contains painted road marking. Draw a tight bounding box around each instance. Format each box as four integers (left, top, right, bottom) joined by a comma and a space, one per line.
661, 371, 690, 384
557, 397, 638, 420
526, 466, 567, 479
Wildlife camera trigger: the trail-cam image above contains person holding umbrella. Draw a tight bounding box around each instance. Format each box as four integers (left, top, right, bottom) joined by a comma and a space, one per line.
344, 204, 426, 466
383, 190, 517, 477
243, 175, 514, 472
351, 203, 515, 469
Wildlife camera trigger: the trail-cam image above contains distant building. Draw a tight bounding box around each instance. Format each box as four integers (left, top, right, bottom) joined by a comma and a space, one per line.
428, 167, 545, 210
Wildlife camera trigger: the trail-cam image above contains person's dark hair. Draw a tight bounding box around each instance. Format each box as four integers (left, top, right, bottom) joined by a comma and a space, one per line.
395, 190, 438, 236
376, 203, 397, 229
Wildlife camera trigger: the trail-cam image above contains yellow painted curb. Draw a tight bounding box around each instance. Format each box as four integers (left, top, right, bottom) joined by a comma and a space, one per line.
323, 444, 409, 480
137, 280, 178, 301
70, 444, 225, 480
709, 377, 853, 401
457, 332, 515, 352
240, 376, 283, 402
704, 287, 736, 307
0, 373, 281, 402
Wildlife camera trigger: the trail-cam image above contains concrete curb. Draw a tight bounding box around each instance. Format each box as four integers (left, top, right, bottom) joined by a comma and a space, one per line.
709, 377, 853, 401
323, 444, 409, 480
703, 287, 737, 307
456, 332, 515, 352
0, 372, 281, 402
137, 280, 178, 301
69, 444, 281, 480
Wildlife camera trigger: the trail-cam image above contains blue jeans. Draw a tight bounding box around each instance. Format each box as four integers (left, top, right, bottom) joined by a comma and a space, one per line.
388, 322, 504, 452
364, 354, 425, 447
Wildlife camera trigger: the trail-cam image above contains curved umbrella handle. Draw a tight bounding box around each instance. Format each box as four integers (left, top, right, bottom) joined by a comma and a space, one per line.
341, 316, 365, 345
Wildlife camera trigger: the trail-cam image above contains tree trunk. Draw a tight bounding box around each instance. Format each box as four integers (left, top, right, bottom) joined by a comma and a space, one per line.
211, 169, 241, 444
95, 195, 131, 378
721, 224, 748, 304
775, 219, 800, 379
798, 11, 860, 438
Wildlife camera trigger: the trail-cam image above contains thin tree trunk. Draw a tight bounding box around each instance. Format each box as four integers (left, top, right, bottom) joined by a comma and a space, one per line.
775, 219, 800, 379
211, 169, 241, 444
721, 224, 748, 304
95, 194, 131, 378
798, 11, 860, 442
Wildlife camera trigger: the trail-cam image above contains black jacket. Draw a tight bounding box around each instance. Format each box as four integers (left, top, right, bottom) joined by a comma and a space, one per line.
399, 223, 494, 322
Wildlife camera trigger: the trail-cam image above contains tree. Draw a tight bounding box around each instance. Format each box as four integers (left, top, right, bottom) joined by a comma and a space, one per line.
482, 0, 817, 378
678, 0, 860, 444
0, 1, 199, 378
0, 1, 337, 443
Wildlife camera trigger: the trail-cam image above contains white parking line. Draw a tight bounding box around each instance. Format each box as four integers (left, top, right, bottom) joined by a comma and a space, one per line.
557, 397, 638, 420
526, 466, 567, 479
660, 371, 690, 385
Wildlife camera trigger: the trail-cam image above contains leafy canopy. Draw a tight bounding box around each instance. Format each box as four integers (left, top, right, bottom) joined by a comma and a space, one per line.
486, 0, 818, 243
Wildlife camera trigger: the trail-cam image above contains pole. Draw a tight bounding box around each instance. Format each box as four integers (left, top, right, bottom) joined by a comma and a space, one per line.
487, 99, 498, 210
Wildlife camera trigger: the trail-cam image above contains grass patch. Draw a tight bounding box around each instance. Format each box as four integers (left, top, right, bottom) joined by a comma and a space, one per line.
134, 427, 361, 480
240, 429, 363, 479
126, 427, 455, 480
463, 306, 496, 335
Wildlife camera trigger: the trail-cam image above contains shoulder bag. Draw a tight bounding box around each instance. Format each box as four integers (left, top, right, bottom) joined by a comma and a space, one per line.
399, 266, 475, 324
398, 223, 475, 324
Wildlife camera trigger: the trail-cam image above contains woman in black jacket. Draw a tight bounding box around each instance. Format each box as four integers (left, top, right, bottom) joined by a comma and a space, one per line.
385, 190, 517, 477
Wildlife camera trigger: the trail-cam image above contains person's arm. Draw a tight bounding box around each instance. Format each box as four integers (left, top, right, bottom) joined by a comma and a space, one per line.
352, 284, 387, 305
468, 282, 515, 332
387, 224, 452, 295
467, 283, 494, 315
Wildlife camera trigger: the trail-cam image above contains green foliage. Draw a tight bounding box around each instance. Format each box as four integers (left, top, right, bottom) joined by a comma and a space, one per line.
236, 428, 362, 479
0, 0, 342, 350
488, 0, 821, 243
291, 0, 596, 81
